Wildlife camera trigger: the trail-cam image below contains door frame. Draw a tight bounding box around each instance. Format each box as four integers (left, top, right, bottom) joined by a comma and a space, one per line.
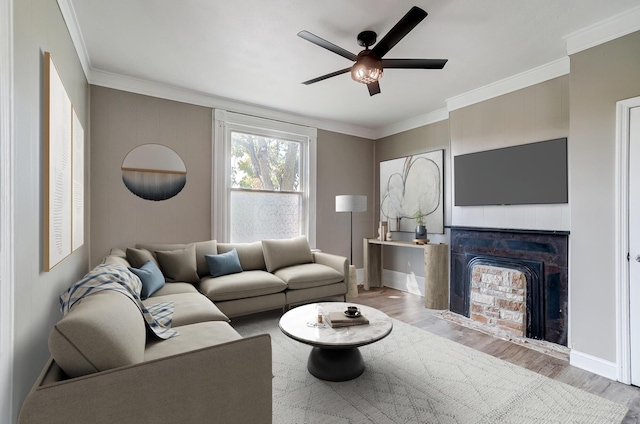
615, 96, 640, 385
0, 0, 14, 420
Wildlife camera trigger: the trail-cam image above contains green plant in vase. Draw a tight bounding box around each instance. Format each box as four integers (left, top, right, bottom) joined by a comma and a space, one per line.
414, 208, 427, 239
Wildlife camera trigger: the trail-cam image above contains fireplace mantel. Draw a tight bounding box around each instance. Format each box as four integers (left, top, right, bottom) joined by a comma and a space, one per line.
448, 226, 569, 236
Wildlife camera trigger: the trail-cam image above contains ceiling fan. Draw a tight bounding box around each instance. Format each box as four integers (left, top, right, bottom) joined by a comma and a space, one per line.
298, 6, 448, 96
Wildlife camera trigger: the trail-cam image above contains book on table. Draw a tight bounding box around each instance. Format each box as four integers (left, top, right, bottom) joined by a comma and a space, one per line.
326, 311, 369, 328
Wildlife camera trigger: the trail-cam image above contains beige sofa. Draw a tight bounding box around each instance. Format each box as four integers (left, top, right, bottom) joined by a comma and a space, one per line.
129, 236, 349, 317
19, 236, 348, 424
19, 283, 272, 424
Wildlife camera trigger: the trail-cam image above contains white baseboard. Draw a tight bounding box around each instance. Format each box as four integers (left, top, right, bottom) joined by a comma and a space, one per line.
570, 350, 619, 381
381, 270, 425, 297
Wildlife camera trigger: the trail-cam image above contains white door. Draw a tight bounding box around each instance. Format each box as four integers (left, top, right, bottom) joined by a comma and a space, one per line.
629, 105, 640, 386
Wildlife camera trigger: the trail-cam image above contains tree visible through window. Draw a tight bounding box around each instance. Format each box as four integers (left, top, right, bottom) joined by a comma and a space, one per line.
230, 131, 302, 242
231, 133, 300, 191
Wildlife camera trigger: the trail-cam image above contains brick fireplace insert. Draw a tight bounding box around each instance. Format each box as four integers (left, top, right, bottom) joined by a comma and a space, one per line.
449, 227, 569, 346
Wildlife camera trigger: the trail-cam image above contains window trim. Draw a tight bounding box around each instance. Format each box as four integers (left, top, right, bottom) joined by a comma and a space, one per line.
213, 110, 317, 246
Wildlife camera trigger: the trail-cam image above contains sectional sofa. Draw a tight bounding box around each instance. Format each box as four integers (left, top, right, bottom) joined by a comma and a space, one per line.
18, 236, 349, 424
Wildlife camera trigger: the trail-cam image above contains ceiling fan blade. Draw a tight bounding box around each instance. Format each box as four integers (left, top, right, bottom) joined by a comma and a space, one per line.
370, 6, 428, 59
367, 81, 381, 96
382, 58, 448, 69
297, 30, 358, 62
302, 67, 351, 85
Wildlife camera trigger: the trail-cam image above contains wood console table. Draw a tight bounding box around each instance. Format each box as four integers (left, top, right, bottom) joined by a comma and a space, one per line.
363, 238, 449, 309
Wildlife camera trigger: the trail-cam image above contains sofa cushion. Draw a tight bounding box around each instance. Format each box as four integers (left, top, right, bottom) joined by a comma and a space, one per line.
262, 236, 313, 272
144, 321, 242, 362
274, 263, 344, 290
126, 247, 159, 269
48, 291, 146, 378
199, 270, 287, 301
155, 245, 200, 283
142, 292, 229, 325
129, 260, 165, 299
137, 240, 218, 278
217, 242, 266, 271
151, 282, 199, 296
205, 249, 243, 278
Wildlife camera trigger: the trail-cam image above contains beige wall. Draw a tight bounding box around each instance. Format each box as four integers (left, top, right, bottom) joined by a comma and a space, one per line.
316, 130, 375, 268
374, 121, 450, 278
449, 76, 570, 231
89, 87, 213, 266
569, 30, 640, 362
12, 0, 89, 420
89, 90, 376, 268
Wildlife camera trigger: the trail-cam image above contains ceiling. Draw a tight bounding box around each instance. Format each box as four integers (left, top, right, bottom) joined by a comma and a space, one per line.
68, 0, 640, 136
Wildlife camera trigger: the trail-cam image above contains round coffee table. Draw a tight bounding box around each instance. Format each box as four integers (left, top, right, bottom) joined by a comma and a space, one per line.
279, 302, 393, 381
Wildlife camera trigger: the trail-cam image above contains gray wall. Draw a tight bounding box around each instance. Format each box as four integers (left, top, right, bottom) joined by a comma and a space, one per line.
12, 0, 89, 421
450, 76, 570, 231
447, 76, 570, 354
569, 30, 640, 362
90, 86, 213, 266
374, 121, 451, 278
89, 89, 376, 269
316, 129, 375, 268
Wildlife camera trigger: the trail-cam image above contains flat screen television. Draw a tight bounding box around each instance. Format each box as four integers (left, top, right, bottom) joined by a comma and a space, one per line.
454, 138, 568, 206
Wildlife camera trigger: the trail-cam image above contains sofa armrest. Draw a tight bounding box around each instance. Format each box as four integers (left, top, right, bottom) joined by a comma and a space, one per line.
19, 334, 272, 424
312, 251, 349, 280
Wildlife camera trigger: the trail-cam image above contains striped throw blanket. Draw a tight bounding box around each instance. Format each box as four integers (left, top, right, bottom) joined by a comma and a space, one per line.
60, 264, 178, 339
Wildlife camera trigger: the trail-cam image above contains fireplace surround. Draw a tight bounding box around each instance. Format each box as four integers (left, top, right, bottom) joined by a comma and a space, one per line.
450, 227, 569, 346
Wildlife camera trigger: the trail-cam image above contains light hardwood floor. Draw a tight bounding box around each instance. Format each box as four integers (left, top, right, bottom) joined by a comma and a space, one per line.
351, 286, 640, 423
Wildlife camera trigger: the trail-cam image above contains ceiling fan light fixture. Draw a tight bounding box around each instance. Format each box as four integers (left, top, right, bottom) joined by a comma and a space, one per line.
351, 53, 383, 84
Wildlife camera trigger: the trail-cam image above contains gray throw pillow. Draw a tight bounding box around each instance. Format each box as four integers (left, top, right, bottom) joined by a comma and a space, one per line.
262, 236, 313, 272
155, 245, 199, 283
126, 247, 158, 269
137, 240, 218, 278
217, 241, 266, 271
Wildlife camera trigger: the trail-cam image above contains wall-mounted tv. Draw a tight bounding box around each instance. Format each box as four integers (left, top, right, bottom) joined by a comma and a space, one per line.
454, 138, 568, 206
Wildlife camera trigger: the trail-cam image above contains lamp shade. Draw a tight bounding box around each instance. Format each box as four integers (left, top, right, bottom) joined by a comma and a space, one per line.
335, 195, 367, 213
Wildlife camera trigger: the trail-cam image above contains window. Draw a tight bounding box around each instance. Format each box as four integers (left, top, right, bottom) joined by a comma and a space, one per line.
213, 110, 316, 245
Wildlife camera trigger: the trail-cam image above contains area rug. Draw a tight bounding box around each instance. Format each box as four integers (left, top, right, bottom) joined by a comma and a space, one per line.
232, 312, 628, 424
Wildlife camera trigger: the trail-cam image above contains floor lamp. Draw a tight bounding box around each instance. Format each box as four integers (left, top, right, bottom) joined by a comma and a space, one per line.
335, 195, 367, 265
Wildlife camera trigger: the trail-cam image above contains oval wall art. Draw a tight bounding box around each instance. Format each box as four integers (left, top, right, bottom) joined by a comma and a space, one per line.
121, 144, 186, 201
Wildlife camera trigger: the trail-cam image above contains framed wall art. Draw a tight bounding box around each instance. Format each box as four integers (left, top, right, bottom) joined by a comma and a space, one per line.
121, 144, 187, 201
72, 107, 84, 251
44, 52, 73, 271
380, 149, 444, 234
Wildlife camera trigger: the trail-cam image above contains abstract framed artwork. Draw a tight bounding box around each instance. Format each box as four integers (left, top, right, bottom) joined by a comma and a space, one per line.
380, 149, 444, 234
44, 52, 73, 271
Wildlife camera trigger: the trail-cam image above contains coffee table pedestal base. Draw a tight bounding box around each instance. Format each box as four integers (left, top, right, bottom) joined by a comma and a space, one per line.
307, 347, 365, 382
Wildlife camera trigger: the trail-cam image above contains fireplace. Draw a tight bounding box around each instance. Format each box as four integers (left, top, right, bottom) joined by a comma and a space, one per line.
450, 227, 568, 346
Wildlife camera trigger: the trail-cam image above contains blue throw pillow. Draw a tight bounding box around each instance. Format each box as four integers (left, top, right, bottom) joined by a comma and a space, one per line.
205, 249, 243, 278
129, 260, 165, 300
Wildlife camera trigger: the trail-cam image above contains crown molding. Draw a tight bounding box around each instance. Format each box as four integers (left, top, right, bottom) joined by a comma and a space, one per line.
56, 0, 91, 79
375, 108, 449, 139
564, 5, 640, 55
58, 0, 637, 139
446, 57, 570, 112
57, 0, 374, 139
90, 69, 377, 139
